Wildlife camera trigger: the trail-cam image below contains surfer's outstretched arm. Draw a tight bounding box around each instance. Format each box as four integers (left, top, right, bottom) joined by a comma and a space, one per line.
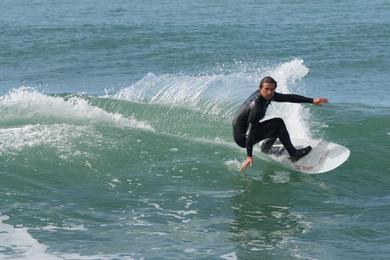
273, 93, 328, 105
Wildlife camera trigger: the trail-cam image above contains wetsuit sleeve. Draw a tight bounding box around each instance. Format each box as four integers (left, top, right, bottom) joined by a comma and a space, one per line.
273, 92, 313, 103
245, 108, 258, 157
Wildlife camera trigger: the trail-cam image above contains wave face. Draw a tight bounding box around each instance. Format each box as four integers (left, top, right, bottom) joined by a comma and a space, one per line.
109, 58, 312, 138
0, 59, 312, 162
1, 59, 389, 260
1, 0, 390, 257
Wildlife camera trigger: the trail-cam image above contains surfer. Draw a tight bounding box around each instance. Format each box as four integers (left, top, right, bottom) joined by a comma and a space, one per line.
232, 76, 328, 173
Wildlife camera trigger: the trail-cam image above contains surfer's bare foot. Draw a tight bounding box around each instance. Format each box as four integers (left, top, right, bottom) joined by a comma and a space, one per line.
290, 146, 312, 162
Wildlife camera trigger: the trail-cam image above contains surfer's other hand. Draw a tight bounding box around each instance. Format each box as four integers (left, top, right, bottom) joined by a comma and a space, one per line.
240, 156, 253, 173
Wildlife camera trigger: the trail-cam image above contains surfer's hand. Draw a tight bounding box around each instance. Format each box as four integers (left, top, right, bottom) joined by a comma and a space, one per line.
240, 156, 253, 173
313, 97, 328, 106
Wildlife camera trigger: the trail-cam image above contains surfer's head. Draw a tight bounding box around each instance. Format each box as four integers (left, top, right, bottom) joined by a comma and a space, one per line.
259, 76, 277, 101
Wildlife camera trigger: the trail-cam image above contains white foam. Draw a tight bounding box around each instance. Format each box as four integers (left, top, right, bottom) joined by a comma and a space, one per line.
0, 124, 97, 157
264, 59, 312, 139
224, 159, 241, 171
0, 214, 137, 259
0, 87, 153, 130
148, 203, 198, 223
220, 252, 237, 260
184, 248, 197, 253
39, 224, 88, 232
270, 171, 291, 184
59, 254, 137, 260
0, 215, 59, 259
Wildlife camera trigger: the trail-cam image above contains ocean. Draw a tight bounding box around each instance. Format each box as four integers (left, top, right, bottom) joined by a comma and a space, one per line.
0, 0, 389, 259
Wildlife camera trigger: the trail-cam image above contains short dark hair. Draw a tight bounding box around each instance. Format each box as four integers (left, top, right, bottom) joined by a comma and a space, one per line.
259, 76, 277, 89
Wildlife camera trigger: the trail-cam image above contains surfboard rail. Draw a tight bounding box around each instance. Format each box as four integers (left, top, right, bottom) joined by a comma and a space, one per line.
257, 138, 350, 174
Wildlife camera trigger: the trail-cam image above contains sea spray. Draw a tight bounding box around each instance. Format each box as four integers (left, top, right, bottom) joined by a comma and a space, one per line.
110, 58, 312, 139
0, 87, 153, 130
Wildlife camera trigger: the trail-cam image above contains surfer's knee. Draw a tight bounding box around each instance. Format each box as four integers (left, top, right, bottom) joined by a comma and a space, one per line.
272, 117, 288, 134
273, 117, 285, 127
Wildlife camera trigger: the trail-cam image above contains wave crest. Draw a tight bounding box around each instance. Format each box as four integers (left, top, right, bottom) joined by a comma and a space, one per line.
0, 87, 153, 130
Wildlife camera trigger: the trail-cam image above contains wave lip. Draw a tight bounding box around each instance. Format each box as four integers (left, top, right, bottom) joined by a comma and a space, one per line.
109, 58, 313, 139
0, 87, 153, 130
110, 72, 239, 116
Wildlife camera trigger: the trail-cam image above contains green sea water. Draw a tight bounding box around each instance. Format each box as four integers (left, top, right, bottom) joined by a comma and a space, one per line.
0, 0, 389, 259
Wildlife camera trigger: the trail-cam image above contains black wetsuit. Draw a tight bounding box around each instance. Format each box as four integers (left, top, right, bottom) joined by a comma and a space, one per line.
232, 91, 313, 157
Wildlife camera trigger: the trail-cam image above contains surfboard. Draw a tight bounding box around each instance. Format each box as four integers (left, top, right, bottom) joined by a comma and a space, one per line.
257, 138, 350, 174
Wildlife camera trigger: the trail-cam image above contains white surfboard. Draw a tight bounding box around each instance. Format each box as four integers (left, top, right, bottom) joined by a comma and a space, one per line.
258, 138, 350, 174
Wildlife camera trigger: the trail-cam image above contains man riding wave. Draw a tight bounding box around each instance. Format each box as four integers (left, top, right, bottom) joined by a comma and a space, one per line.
232, 76, 328, 173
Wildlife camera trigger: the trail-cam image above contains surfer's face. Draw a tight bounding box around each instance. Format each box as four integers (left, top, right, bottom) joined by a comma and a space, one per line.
260, 83, 276, 100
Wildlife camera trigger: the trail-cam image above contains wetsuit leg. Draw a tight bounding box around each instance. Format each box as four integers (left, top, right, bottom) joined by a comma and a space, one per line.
251, 118, 297, 156
260, 137, 278, 153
